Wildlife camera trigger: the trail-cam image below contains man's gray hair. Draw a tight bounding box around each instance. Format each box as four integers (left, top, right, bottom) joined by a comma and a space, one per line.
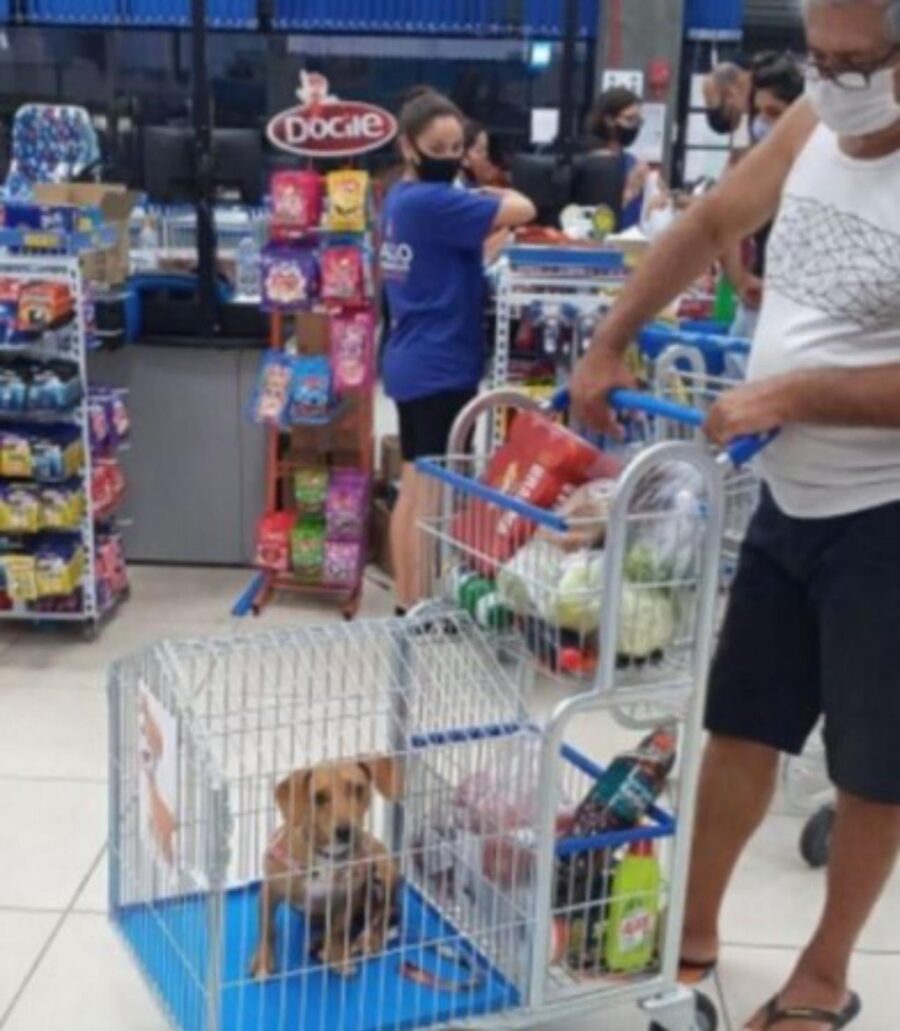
801, 0, 900, 38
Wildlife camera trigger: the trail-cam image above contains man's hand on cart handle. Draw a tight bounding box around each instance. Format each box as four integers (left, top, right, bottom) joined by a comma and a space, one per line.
570, 348, 637, 436
704, 377, 791, 447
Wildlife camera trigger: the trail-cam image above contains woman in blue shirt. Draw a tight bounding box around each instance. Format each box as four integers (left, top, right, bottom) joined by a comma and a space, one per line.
380, 91, 535, 614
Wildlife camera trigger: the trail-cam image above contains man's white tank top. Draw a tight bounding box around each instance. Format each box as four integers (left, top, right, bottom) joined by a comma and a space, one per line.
748, 123, 900, 518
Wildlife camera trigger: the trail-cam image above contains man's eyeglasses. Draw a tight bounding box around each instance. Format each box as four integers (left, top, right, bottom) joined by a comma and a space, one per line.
802, 45, 900, 91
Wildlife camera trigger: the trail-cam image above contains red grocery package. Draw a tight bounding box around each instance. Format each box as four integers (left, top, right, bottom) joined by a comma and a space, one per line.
271, 171, 323, 236
453, 412, 621, 572
255, 511, 296, 572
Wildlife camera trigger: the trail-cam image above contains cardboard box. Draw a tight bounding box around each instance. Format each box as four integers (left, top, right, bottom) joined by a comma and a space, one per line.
381, 434, 402, 486
34, 183, 139, 288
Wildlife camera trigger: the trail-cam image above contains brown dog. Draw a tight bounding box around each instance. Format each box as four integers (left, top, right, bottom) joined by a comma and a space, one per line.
250, 757, 403, 979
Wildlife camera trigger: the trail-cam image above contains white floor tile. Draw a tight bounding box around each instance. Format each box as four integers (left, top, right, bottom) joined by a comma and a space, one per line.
720, 945, 900, 1031
0, 782, 105, 910
0, 683, 107, 781
0, 910, 58, 1020
721, 814, 900, 953
73, 849, 106, 915
2, 913, 164, 1031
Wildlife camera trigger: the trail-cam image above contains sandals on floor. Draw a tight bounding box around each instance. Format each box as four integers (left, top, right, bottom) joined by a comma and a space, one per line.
678, 956, 718, 985
759, 991, 862, 1028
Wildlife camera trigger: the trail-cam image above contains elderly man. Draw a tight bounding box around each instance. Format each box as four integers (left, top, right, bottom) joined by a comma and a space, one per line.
572, 1, 900, 1028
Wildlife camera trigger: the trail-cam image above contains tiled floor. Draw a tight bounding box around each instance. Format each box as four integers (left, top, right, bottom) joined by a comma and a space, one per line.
0, 565, 896, 1031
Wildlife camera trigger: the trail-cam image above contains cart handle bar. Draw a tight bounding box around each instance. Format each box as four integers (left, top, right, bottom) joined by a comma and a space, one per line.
551, 387, 776, 468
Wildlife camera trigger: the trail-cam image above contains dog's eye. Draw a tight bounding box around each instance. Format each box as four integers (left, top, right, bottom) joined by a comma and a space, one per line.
354, 784, 367, 800
314, 790, 329, 807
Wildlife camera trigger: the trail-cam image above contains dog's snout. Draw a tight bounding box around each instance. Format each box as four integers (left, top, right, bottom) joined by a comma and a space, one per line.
334, 823, 353, 845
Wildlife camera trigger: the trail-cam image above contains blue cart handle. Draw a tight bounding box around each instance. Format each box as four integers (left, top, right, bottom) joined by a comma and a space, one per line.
551, 387, 776, 467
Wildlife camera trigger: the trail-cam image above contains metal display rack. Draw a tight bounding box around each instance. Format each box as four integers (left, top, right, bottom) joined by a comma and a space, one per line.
0, 248, 128, 636
491, 245, 633, 436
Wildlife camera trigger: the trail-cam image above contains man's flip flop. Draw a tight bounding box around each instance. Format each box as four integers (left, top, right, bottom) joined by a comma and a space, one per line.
758, 991, 862, 1028
678, 957, 718, 985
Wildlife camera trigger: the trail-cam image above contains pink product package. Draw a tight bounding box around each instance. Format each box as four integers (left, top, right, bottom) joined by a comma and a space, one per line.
325, 468, 369, 542
324, 540, 363, 589
330, 311, 375, 393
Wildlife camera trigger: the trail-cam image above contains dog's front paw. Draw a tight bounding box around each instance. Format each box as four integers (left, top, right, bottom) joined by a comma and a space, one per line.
350, 931, 384, 959
250, 947, 275, 980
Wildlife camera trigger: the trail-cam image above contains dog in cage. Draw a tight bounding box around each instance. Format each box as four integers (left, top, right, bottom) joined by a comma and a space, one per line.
250, 757, 404, 979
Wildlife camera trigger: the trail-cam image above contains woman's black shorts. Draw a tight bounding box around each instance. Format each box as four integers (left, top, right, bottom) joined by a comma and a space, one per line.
396, 390, 477, 463
706, 486, 900, 805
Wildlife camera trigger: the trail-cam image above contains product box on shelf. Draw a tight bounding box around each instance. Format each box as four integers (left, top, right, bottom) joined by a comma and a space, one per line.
33, 183, 140, 288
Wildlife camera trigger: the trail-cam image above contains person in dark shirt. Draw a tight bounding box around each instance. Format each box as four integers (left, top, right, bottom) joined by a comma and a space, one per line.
379, 92, 535, 614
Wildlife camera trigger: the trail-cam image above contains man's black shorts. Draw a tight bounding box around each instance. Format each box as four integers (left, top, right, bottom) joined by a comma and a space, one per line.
396, 390, 476, 463
706, 486, 900, 805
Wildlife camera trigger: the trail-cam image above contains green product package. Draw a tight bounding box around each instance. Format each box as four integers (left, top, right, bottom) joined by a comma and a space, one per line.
294, 468, 329, 516
291, 519, 325, 584
603, 841, 662, 973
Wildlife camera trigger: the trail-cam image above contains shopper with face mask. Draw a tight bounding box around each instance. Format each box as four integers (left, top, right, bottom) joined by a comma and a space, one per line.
379, 91, 535, 615
573, 1, 900, 1027
586, 87, 651, 230
725, 53, 806, 339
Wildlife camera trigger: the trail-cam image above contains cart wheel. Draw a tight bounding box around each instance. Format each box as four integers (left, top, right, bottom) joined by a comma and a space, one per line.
800, 804, 835, 869
649, 991, 718, 1031
342, 608, 355, 622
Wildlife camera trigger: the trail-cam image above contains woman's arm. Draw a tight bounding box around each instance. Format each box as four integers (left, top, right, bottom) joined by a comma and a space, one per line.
482, 187, 536, 229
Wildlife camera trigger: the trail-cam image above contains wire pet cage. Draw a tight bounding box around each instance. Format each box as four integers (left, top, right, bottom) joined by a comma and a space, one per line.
109, 617, 553, 1031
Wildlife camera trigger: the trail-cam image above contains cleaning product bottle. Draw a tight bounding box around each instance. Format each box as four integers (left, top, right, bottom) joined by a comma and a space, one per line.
603, 840, 662, 973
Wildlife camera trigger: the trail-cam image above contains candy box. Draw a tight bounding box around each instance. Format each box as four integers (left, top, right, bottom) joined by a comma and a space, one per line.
287, 355, 332, 425
321, 246, 366, 306
326, 171, 369, 232
255, 511, 295, 572
330, 310, 375, 392
248, 351, 293, 426
324, 540, 362, 589
294, 467, 329, 516
271, 171, 323, 235
291, 520, 325, 584
17, 282, 74, 331
261, 243, 320, 311
38, 483, 85, 530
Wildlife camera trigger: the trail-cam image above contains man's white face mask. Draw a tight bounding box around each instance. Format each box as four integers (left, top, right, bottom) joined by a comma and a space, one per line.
806, 66, 900, 137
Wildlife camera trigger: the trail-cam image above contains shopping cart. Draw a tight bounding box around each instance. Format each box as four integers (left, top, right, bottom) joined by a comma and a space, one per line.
412, 388, 772, 1030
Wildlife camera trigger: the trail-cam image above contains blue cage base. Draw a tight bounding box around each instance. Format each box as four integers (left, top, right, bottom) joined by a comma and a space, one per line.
116, 881, 520, 1031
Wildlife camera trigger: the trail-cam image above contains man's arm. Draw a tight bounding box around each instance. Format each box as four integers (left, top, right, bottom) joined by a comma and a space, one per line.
705, 365, 900, 445
571, 100, 818, 431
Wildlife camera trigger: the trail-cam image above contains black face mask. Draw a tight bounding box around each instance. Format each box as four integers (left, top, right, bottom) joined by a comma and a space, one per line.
415, 149, 461, 184
706, 106, 735, 136
615, 123, 642, 148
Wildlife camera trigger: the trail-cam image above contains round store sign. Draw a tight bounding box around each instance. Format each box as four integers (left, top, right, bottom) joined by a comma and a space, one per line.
267, 71, 398, 159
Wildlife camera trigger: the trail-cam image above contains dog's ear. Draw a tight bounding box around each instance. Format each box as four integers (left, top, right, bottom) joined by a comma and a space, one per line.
366, 757, 404, 801
275, 770, 311, 825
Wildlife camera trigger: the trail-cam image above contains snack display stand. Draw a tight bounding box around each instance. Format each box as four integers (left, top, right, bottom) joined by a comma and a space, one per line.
234, 171, 376, 620
0, 230, 131, 637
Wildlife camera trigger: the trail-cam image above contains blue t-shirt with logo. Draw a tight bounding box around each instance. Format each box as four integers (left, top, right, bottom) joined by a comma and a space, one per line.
380, 181, 500, 403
